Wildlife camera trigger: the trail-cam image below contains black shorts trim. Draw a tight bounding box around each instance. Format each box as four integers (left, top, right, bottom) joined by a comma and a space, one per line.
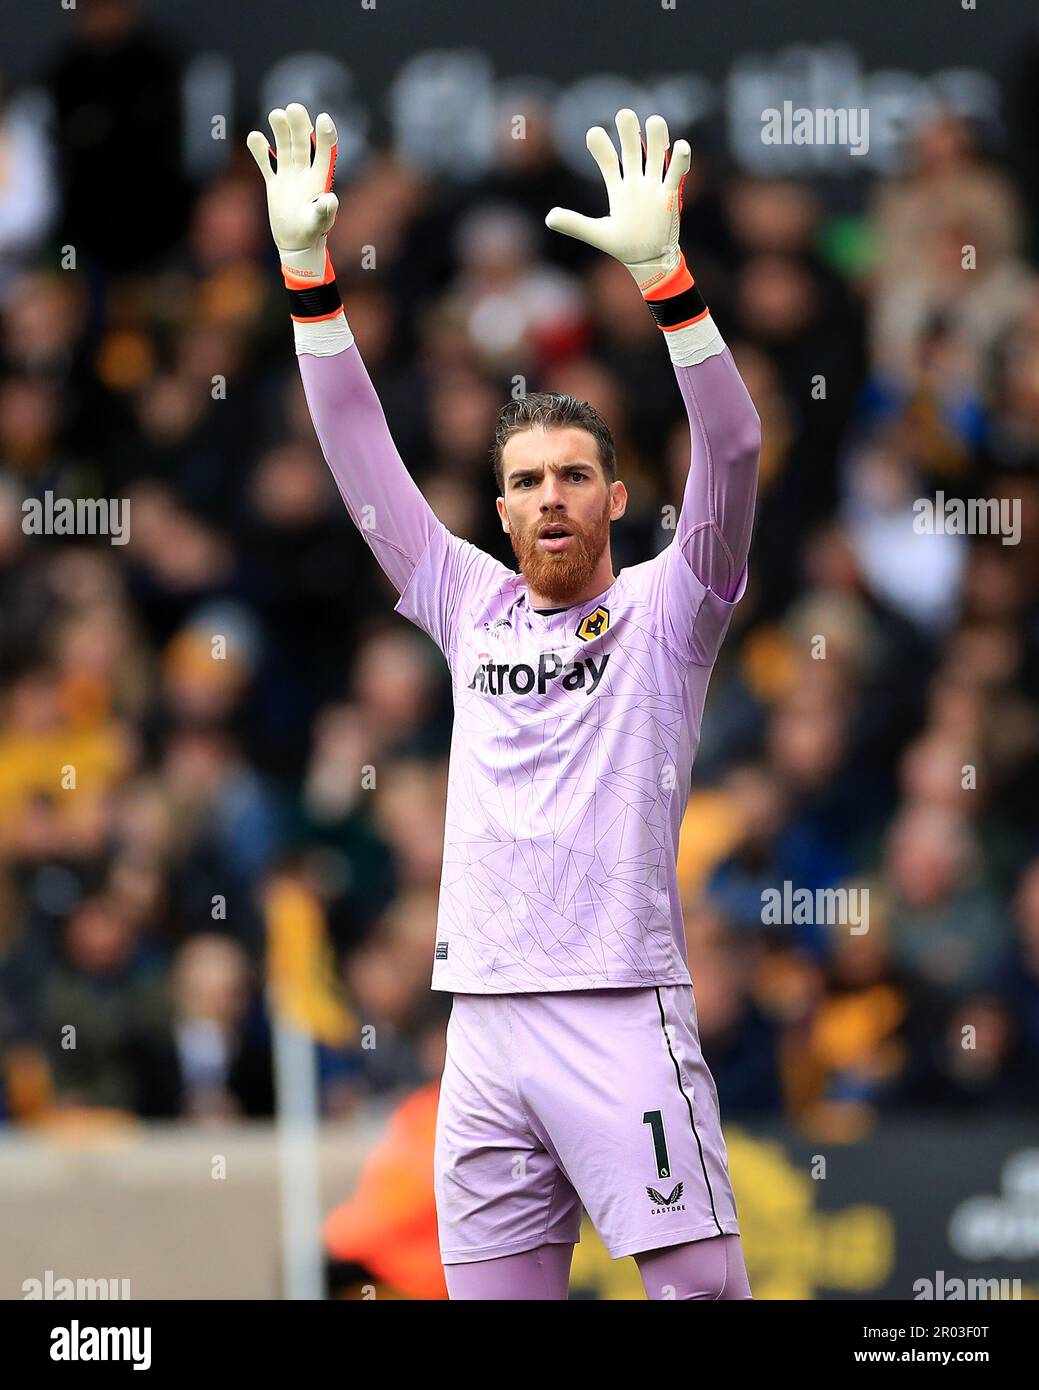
654, 985, 723, 1237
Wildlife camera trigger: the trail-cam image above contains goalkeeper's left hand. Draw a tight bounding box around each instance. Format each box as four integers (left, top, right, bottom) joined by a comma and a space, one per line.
546, 109, 711, 342
546, 109, 690, 292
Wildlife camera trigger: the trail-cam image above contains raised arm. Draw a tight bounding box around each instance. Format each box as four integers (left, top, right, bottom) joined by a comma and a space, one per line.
670, 346, 760, 603
296, 336, 440, 597
247, 104, 511, 655
247, 103, 439, 594
546, 108, 760, 607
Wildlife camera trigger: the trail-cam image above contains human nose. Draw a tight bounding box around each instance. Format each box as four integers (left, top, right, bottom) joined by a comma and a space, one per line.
540, 476, 566, 510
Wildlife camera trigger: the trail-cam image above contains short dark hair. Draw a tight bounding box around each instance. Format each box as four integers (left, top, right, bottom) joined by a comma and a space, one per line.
492, 392, 617, 495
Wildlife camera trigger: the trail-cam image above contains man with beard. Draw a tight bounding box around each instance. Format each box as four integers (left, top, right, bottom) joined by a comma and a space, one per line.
249, 104, 760, 1301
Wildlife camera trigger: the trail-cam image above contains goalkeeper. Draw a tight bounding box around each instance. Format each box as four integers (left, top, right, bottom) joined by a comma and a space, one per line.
249, 104, 759, 1301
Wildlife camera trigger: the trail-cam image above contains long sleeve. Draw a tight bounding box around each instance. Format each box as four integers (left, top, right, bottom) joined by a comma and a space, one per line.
671, 349, 761, 604
296, 336, 510, 659
297, 341, 440, 597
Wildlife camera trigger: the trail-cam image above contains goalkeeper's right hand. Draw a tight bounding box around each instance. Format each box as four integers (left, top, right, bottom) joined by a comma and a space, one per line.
247, 103, 343, 324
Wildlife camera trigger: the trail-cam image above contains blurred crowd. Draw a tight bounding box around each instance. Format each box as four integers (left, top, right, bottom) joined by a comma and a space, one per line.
0, 0, 1037, 1135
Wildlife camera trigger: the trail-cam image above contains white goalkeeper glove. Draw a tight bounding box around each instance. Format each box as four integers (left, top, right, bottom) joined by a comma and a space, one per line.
546, 109, 689, 289
547, 109, 720, 361
247, 103, 345, 331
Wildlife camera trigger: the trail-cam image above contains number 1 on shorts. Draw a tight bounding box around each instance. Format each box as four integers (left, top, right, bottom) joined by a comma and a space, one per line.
643, 1109, 671, 1179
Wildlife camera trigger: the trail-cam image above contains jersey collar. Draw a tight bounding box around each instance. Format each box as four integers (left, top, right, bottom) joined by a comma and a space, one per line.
518, 575, 619, 635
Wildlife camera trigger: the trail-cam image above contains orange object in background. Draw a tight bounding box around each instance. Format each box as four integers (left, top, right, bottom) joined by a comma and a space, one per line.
323, 1081, 447, 1300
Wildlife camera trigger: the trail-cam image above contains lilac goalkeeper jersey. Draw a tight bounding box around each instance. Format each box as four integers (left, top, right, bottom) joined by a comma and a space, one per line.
299, 338, 759, 993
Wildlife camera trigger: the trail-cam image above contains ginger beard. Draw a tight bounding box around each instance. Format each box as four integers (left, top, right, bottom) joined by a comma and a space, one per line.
506, 487, 614, 605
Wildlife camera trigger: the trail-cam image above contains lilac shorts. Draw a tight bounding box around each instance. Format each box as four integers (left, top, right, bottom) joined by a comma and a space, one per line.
434, 984, 741, 1263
